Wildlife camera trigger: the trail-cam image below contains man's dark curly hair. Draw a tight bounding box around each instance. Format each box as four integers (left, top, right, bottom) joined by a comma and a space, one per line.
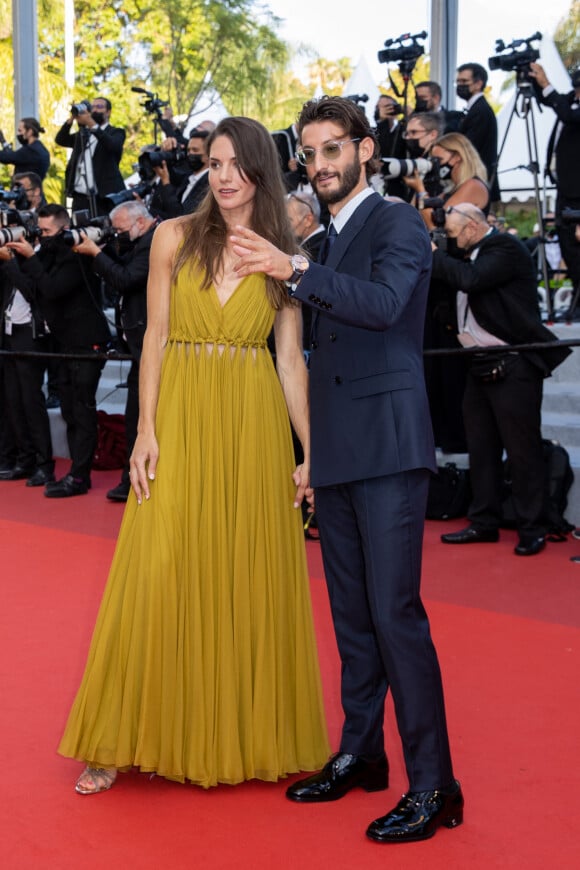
296, 96, 381, 180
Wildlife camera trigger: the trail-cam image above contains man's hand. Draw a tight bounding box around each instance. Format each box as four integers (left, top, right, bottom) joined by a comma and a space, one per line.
153, 161, 171, 185
160, 137, 178, 151
6, 238, 35, 258
529, 63, 549, 90
230, 226, 293, 281
73, 237, 102, 257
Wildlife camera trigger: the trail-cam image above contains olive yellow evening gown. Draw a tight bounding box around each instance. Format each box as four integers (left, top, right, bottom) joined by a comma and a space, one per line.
58, 262, 329, 787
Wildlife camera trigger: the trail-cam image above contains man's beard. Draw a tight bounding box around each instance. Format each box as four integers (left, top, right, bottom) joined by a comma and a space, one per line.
312, 155, 362, 205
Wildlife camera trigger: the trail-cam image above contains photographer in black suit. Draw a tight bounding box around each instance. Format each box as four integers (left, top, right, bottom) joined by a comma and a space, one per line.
530, 63, 580, 298
151, 129, 209, 217
0, 117, 50, 180
456, 63, 500, 202
431, 204, 570, 555
74, 200, 158, 501
55, 96, 126, 216
7, 204, 111, 496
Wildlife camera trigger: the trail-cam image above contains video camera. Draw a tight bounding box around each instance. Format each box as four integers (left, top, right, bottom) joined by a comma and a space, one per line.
0, 206, 40, 247
62, 213, 116, 247
131, 86, 170, 119
71, 99, 92, 118
378, 31, 426, 68
488, 32, 542, 84
345, 94, 369, 106
105, 181, 154, 208
137, 145, 187, 181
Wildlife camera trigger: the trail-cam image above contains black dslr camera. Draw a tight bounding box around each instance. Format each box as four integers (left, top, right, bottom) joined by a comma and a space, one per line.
488, 32, 542, 85
137, 146, 187, 182
71, 99, 92, 118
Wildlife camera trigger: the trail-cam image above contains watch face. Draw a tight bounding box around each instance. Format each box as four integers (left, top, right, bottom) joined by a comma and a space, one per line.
291, 254, 309, 273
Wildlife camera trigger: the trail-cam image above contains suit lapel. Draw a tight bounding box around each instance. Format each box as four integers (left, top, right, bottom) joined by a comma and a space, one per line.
324, 192, 384, 270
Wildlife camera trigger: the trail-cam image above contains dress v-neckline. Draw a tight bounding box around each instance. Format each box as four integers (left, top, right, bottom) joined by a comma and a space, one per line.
211, 274, 250, 310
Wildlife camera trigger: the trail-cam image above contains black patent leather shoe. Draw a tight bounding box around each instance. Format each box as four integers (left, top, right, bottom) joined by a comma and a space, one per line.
26, 468, 56, 487
0, 465, 34, 481
44, 474, 90, 498
441, 526, 499, 544
514, 536, 545, 556
366, 780, 464, 843
106, 480, 130, 502
286, 752, 388, 803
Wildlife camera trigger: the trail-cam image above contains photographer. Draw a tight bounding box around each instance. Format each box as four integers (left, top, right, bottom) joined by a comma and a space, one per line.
74, 200, 158, 501
399, 111, 444, 205
0, 224, 54, 486
374, 95, 409, 199
414, 81, 463, 133
55, 97, 126, 215
529, 63, 580, 298
6, 204, 111, 496
150, 129, 209, 217
431, 204, 569, 555
11, 172, 46, 212
456, 63, 500, 202
412, 131, 490, 230
0, 117, 50, 180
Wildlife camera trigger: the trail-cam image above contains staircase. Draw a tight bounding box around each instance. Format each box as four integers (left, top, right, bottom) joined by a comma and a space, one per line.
541, 322, 580, 525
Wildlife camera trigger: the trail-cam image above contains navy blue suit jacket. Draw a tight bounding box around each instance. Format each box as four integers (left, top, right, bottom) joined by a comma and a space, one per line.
292, 193, 436, 488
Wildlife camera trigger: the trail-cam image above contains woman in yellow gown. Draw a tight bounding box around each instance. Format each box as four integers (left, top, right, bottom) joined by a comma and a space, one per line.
59, 117, 329, 793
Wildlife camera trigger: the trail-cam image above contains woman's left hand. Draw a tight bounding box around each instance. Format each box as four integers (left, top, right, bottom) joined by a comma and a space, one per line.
230, 225, 293, 281
292, 462, 312, 510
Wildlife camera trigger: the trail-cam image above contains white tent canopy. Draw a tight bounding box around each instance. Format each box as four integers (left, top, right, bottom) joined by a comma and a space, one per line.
342, 56, 381, 126
496, 35, 572, 204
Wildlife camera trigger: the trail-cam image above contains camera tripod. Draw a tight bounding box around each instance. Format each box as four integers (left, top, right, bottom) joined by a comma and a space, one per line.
494, 77, 553, 319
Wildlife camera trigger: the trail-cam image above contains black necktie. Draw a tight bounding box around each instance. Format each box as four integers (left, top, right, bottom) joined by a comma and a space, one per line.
321, 223, 338, 264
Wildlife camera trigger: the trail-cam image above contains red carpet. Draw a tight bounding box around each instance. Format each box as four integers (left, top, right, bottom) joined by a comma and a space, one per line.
1, 462, 580, 868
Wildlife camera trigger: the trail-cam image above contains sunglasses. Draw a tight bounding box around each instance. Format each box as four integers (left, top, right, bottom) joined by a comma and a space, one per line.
295, 138, 361, 167
445, 206, 474, 221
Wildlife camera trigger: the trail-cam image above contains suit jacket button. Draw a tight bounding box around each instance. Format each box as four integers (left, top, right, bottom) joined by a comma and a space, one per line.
334, 376, 342, 385
311, 340, 318, 350
329, 332, 337, 341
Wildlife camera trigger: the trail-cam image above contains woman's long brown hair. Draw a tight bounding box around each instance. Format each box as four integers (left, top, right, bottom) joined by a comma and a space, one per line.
171, 116, 298, 310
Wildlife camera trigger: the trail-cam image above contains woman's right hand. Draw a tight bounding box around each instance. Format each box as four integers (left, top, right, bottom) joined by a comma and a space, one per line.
129, 431, 159, 504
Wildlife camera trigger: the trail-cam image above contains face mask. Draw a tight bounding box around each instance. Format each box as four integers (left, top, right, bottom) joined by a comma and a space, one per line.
456, 84, 471, 101
414, 99, 430, 113
91, 111, 106, 125
114, 230, 135, 254
406, 139, 425, 159
438, 163, 453, 180
187, 154, 204, 172
17, 134, 27, 146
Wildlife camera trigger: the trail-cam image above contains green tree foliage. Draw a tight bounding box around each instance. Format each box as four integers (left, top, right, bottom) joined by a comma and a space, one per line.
0, 0, 291, 197
554, 0, 580, 72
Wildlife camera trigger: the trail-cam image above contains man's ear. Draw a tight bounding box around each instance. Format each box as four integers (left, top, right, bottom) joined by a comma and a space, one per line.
359, 136, 376, 165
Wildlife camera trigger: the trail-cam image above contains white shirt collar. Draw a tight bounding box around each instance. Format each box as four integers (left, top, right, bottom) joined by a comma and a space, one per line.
331, 186, 374, 234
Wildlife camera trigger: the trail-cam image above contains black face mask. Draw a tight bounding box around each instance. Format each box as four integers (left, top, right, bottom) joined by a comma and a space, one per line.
406, 139, 425, 159
91, 111, 106, 126
114, 231, 135, 255
438, 162, 453, 180
414, 99, 430, 113
456, 84, 471, 101
39, 231, 65, 253
187, 154, 204, 172
16, 134, 28, 146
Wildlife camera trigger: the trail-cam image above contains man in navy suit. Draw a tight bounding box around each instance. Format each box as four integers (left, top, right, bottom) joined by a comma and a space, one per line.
232, 96, 462, 844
